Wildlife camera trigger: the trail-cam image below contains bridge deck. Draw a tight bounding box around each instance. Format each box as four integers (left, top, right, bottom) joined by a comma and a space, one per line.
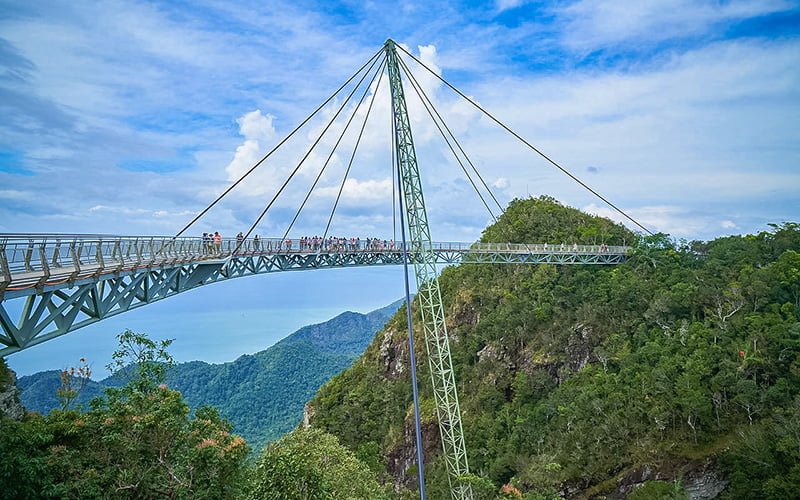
1, 235, 628, 299
0, 234, 629, 355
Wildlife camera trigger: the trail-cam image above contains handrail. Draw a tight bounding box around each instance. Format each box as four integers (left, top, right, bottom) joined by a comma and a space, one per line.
0, 234, 631, 279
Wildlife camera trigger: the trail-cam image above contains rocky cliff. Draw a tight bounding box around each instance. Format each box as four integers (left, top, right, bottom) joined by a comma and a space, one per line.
306, 198, 800, 499
0, 359, 25, 421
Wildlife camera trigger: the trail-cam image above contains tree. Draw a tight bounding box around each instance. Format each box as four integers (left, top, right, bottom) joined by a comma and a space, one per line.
0, 330, 249, 499
250, 428, 388, 499
107, 329, 174, 393
56, 358, 92, 411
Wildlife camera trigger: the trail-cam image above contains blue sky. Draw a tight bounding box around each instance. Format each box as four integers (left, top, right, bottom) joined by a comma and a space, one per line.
2, 0, 799, 375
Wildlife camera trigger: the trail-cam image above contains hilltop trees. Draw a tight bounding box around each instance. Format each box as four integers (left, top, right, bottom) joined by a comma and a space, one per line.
0, 330, 249, 499
249, 427, 389, 499
309, 197, 800, 498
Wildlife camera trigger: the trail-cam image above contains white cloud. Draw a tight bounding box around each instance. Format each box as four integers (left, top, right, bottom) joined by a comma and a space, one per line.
496, 0, 525, 12
224, 110, 278, 196
237, 110, 276, 144
317, 178, 393, 203
558, 0, 795, 50
492, 177, 509, 189
721, 220, 737, 229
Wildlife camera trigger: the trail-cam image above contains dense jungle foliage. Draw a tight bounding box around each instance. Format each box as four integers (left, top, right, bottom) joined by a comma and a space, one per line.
0, 331, 251, 499
17, 303, 399, 451
1, 332, 378, 499
2, 196, 798, 499
310, 197, 800, 498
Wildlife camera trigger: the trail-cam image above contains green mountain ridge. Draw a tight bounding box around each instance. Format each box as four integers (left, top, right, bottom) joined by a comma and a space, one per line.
308, 197, 800, 498
18, 299, 403, 450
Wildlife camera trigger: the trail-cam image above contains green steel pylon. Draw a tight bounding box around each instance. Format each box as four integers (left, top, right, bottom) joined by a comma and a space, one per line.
384, 39, 472, 500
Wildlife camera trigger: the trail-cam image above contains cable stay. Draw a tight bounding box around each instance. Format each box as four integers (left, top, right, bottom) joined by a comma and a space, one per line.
397, 58, 519, 249
233, 53, 386, 254
397, 56, 501, 224
174, 46, 385, 239
323, 59, 387, 241
395, 44, 654, 235
397, 57, 505, 222
280, 57, 388, 243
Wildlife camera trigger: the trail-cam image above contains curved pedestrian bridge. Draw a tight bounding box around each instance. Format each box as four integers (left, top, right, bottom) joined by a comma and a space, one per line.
0, 234, 630, 355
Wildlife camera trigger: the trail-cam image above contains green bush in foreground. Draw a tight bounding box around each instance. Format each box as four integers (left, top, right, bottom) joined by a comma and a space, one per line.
0, 330, 249, 499
250, 427, 389, 499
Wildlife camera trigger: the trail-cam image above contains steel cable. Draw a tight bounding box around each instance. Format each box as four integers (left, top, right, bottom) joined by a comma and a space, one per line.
395, 45, 654, 235
233, 53, 385, 253
280, 56, 388, 243
174, 47, 385, 239
322, 60, 387, 241
397, 56, 505, 216
397, 57, 499, 224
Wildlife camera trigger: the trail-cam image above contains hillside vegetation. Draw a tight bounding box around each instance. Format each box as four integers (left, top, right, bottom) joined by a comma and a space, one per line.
309, 197, 800, 498
1, 330, 398, 499
18, 301, 401, 451
3, 197, 798, 499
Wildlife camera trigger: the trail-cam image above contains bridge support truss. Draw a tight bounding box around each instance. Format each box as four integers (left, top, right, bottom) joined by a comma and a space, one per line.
386, 39, 472, 499
0, 234, 627, 357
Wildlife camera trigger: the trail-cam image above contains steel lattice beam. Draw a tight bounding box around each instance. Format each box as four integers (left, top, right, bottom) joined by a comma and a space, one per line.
386, 39, 473, 499
0, 235, 628, 357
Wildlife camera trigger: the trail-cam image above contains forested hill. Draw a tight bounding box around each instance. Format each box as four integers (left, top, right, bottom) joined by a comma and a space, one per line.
18, 299, 402, 450
308, 197, 800, 499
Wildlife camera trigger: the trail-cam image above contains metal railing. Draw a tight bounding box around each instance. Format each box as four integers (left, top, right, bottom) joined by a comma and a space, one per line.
0, 234, 631, 290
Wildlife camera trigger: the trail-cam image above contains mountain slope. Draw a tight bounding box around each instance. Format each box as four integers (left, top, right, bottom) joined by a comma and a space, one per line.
19, 300, 402, 451
308, 197, 800, 498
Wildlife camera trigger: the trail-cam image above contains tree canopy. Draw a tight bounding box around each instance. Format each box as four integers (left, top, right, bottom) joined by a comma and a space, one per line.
310, 198, 800, 498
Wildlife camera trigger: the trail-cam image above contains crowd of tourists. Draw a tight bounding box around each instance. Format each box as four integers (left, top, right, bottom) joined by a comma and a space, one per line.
199, 233, 612, 256
199, 232, 397, 255
295, 236, 395, 252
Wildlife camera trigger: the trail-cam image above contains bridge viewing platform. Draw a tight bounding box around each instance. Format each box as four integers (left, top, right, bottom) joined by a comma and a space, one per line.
0, 234, 629, 355
1, 234, 629, 299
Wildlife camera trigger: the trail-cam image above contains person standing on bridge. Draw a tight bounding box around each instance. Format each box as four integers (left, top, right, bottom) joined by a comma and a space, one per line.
236, 232, 244, 253
214, 231, 222, 254
205, 232, 214, 254
253, 235, 260, 252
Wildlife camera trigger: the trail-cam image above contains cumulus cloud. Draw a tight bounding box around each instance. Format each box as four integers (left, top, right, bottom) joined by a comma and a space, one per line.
237, 110, 276, 143
317, 178, 393, 203
224, 110, 276, 187
721, 220, 737, 229
558, 0, 795, 50
492, 177, 509, 189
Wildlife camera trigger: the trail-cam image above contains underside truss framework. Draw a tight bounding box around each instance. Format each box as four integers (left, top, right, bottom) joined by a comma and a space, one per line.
0, 241, 627, 356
